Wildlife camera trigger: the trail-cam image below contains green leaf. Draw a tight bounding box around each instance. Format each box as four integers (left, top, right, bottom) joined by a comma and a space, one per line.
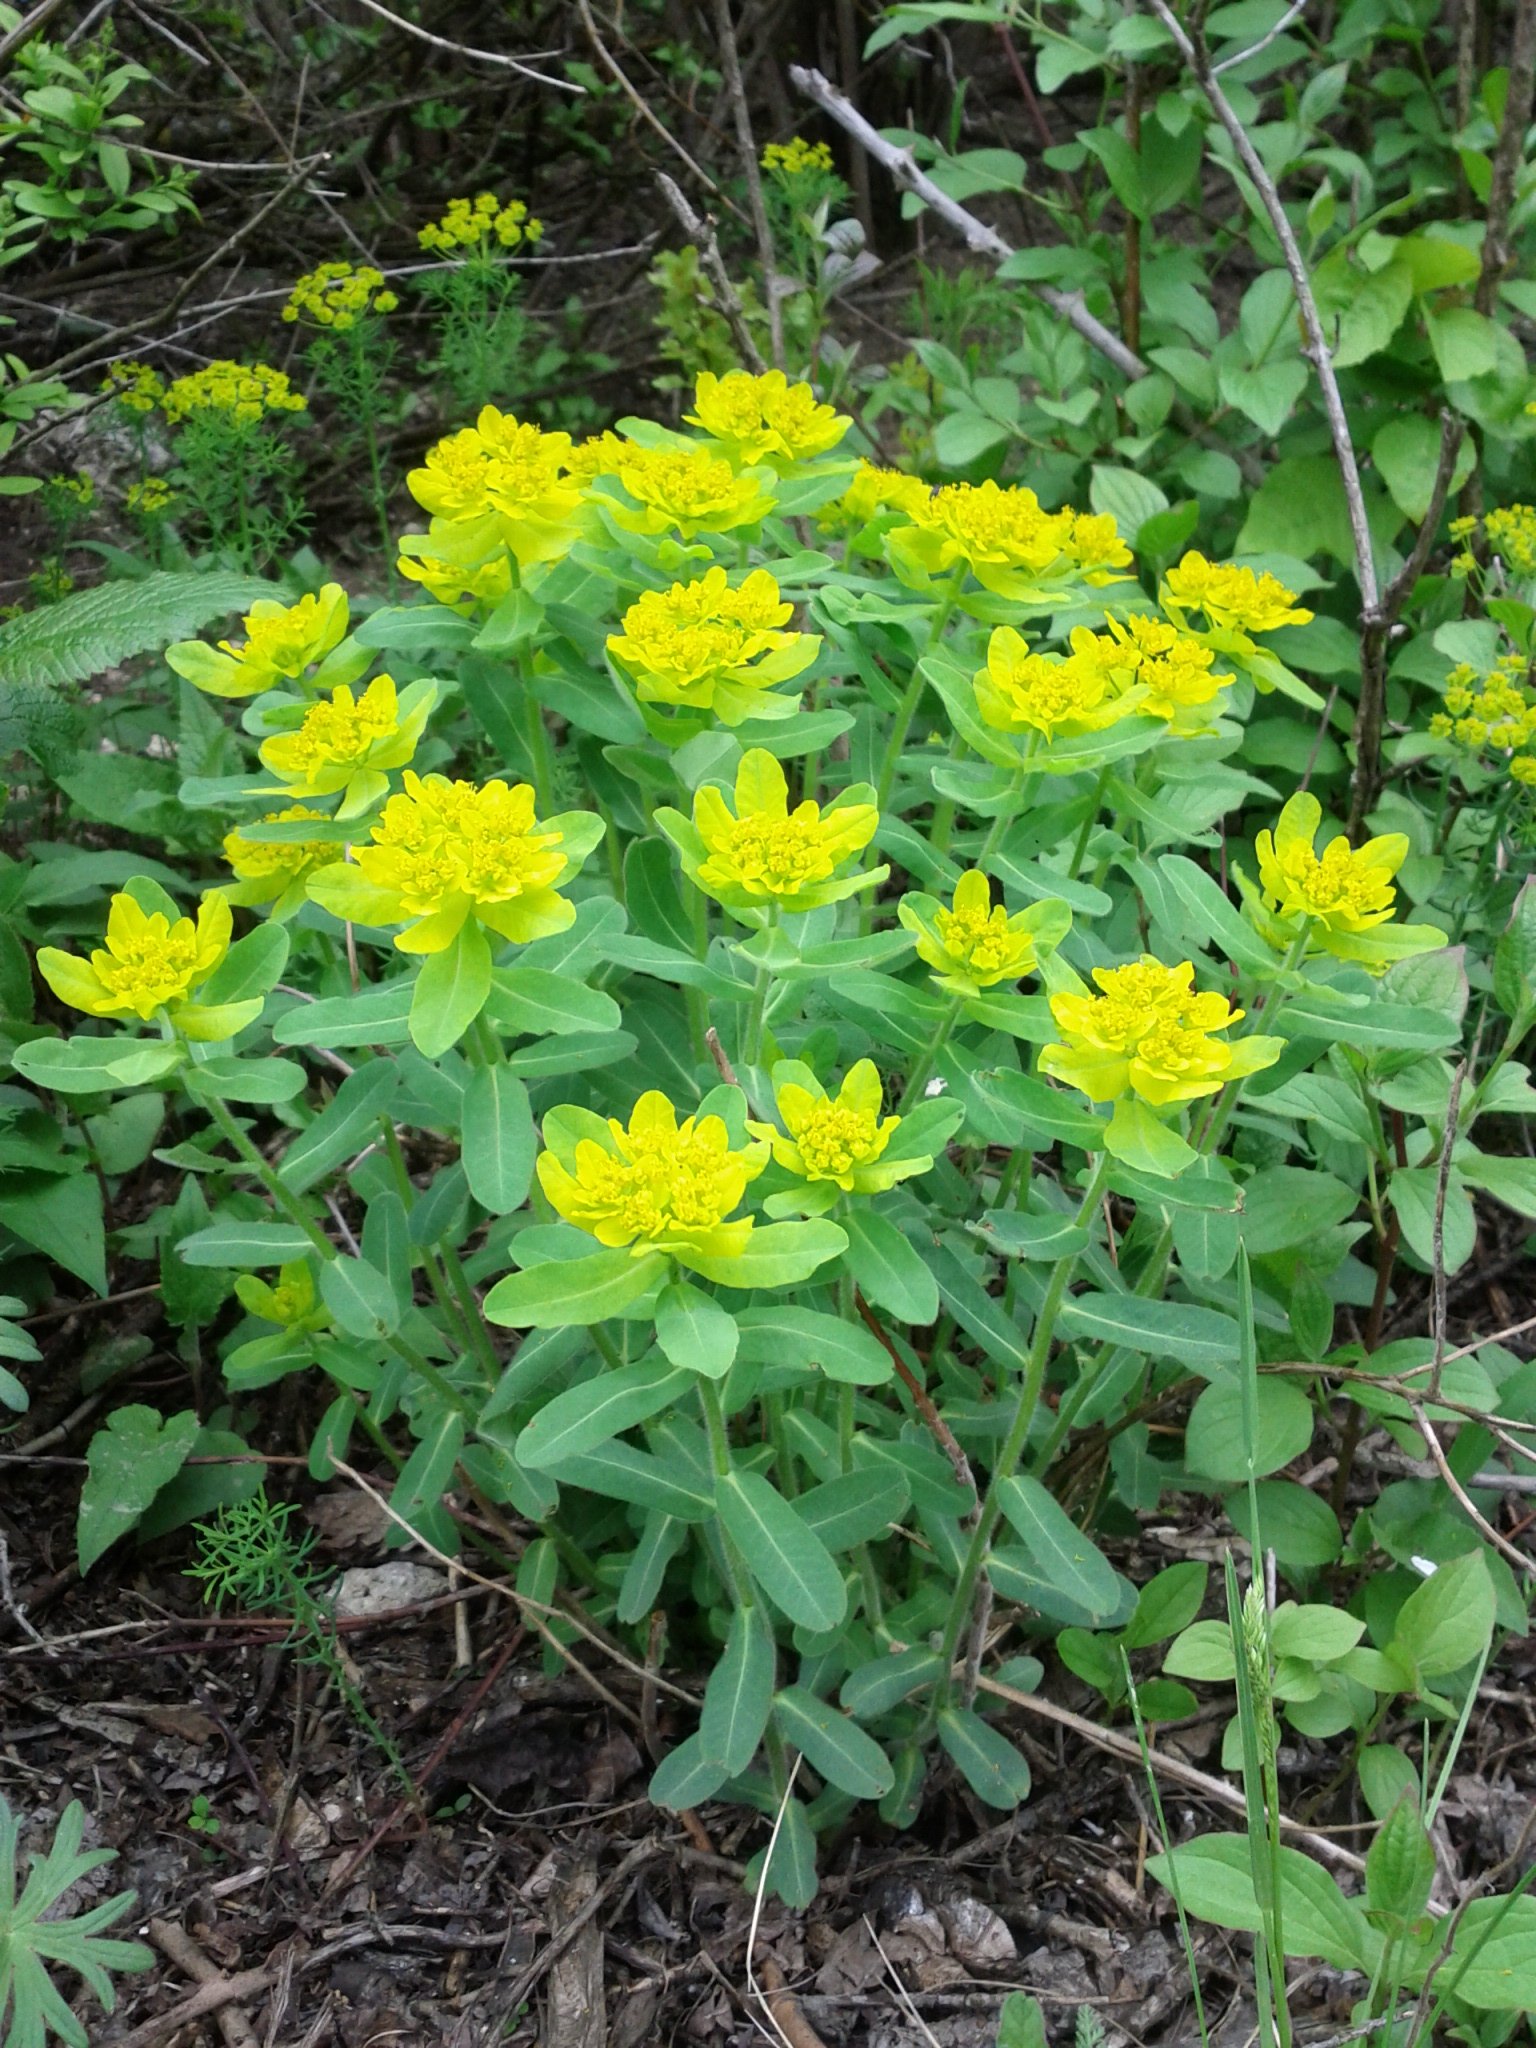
1123, 1562, 1210, 1650
11, 1034, 184, 1094
461, 1064, 536, 1214
773, 1686, 894, 1798
0, 1172, 106, 1294
1444, 1896, 1536, 2009
971, 1210, 1091, 1261
1146, 1836, 1370, 1970
649, 1732, 730, 1810
1219, 357, 1308, 438
996, 1993, 1048, 2048
1365, 1796, 1435, 1924
78, 1405, 201, 1572
1186, 1376, 1315, 1481
184, 1056, 307, 1104
177, 1220, 315, 1267
518, 1356, 692, 1468
1057, 1293, 1239, 1376
1425, 304, 1502, 383
1389, 1551, 1495, 1680
995, 1476, 1123, 1622
1388, 1166, 1476, 1275
390, 1413, 466, 1542
937, 1707, 1032, 1808
0, 1793, 152, 2046
318, 1254, 401, 1340
277, 1061, 400, 1194
486, 966, 623, 1039
716, 1467, 846, 1631
1158, 853, 1280, 972
733, 1305, 891, 1384
840, 1647, 945, 1719
0, 569, 275, 687
700, 1602, 775, 1773
656, 1280, 739, 1379
483, 1247, 667, 1328
1493, 879, 1536, 1022
274, 980, 414, 1049
795, 1467, 910, 1552
1372, 416, 1475, 524
410, 922, 492, 1057
1105, 1096, 1198, 1177
1224, 1480, 1342, 1569
686, 1219, 848, 1290
841, 1208, 939, 1325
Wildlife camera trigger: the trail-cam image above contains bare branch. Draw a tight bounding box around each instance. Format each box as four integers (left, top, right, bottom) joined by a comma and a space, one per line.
574, 0, 740, 219
0, 0, 70, 70
348, 0, 582, 92
711, 0, 785, 369
787, 62, 1151, 383
656, 172, 768, 373
1475, 0, 1536, 315
1211, 0, 1308, 75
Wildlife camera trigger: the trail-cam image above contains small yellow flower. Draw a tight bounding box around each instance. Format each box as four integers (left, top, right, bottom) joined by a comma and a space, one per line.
606, 566, 818, 727
1484, 504, 1536, 578
1041, 957, 1281, 1108
307, 770, 601, 954
1255, 793, 1403, 936
1068, 613, 1233, 732
125, 476, 176, 516
161, 361, 307, 426
221, 807, 340, 919
974, 626, 1134, 742
101, 360, 164, 413
419, 191, 543, 253
898, 869, 1071, 997
762, 137, 834, 176
685, 369, 851, 470
1512, 754, 1536, 785
595, 444, 777, 539
750, 1059, 928, 1195
234, 1261, 329, 1332
44, 471, 94, 512
821, 461, 932, 530
887, 481, 1131, 601
36, 890, 253, 1041
395, 543, 513, 611
563, 430, 630, 487
282, 259, 397, 329
537, 1090, 768, 1262
167, 584, 359, 699
258, 674, 436, 818
1161, 551, 1312, 634
405, 407, 581, 570
657, 748, 884, 918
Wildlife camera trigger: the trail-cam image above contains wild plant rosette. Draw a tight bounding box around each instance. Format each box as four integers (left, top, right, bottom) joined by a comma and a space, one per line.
24, 357, 1530, 1929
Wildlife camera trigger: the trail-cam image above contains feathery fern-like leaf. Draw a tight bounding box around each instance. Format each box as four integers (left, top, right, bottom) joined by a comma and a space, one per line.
0, 571, 276, 688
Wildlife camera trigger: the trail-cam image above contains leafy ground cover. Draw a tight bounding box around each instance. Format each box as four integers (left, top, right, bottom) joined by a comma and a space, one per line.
2, 3, 1536, 2045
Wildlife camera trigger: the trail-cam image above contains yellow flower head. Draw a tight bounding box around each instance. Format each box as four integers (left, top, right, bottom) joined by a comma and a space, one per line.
538, 1090, 768, 1262
161, 361, 307, 426
1247, 793, 1449, 974
167, 583, 357, 699
597, 445, 777, 539
419, 191, 543, 253
606, 566, 818, 727
307, 770, 600, 954
259, 673, 436, 818
282, 259, 398, 330
36, 889, 248, 1041
44, 471, 94, 512
898, 869, 1071, 997
126, 476, 175, 516
1042, 957, 1281, 1108
762, 137, 834, 176
749, 1059, 927, 1195
1484, 504, 1536, 578
686, 369, 851, 470
405, 407, 581, 570
563, 430, 630, 487
234, 1260, 329, 1332
975, 625, 1132, 742
101, 359, 164, 413
822, 461, 932, 530
1068, 613, 1233, 732
887, 481, 1131, 600
221, 807, 340, 919
395, 543, 513, 612
1161, 552, 1312, 634
658, 748, 884, 918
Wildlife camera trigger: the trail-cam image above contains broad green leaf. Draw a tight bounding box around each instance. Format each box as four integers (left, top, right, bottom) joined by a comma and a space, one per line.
184, 1056, 307, 1104
1186, 1376, 1315, 1481
1444, 1897, 1536, 2009
78, 1406, 201, 1572
410, 921, 492, 1058
483, 1247, 667, 1328
274, 980, 414, 1049
700, 1602, 775, 1773
937, 1707, 1032, 1808
773, 1686, 894, 1798
686, 1219, 847, 1290
1058, 1292, 1238, 1376
841, 1647, 944, 1719
733, 1305, 891, 1384
1146, 1836, 1371, 1970
716, 1467, 846, 1631
996, 1476, 1122, 1621
277, 1061, 400, 1193
1123, 1563, 1209, 1650
485, 966, 623, 1039
656, 1280, 739, 1379
841, 1207, 939, 1325
319, 1254, 401, 1340
390, 1413, 466, 1544
461, 1064, 536, 1214
0, 568, 275, 686
518, 1357, 692, 1468
795, 1467, 910, 1552
0, 1172, 106, 1294
649, 1732, 730, 1810
1390, 1551, 1495, 1680
177, 1220, 315, 1267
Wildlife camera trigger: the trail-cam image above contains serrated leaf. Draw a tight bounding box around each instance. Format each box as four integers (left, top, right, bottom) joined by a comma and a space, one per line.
0, 570, 276, 687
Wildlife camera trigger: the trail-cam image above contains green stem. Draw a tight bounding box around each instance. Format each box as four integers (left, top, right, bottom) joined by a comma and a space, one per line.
974, 757, 1036, 872
1068, 767, 1110, 879
898, 995, 965, 1113
697, 1376, 758, 1608
874, 565, 967, 813
198, 1090, 332, 1259
921, 1150, 1114, 1730
742, 906, 779, 1067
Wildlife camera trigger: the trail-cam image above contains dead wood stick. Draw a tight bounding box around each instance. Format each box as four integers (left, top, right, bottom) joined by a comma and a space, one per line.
145, 1921, 259, 2048
497, 1839, 662, 2018
759, 1957, 833, 2048
111, 1964, 277, 2048
656, 173, 768, 372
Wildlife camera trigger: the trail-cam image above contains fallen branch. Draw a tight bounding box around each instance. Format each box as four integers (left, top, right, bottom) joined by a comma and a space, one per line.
787, 64, 1149, 384
656, 174, 768, 373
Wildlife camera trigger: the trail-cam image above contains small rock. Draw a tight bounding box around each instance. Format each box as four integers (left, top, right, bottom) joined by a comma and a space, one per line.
328, 1562, 446, 1619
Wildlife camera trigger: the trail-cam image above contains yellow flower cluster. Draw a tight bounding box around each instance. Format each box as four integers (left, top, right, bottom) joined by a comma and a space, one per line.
101, 360, 164, 412
1069, 613, 1234, 731
750, 1061, 916, 1195
167, 584, 360, 700
222, 807, 338, 919
686, 369, 851, 470
405, 406, 582, 571
540, 1092, 767, 1262
887, 480, 1131, 600
1428, 653, 1536, 781
259, 674, 435, 817
762, 137, 834, 175
36, 892, 253, 1042
45, 471, 94, 510
976, 626, 1130, 742
607, 567, 817, 727
1449, 504, 1536, 580
282, 260, 398, 330
660, 749, 883, 918
599, 444, 776, 540
828, 462, 933, 528
1255, 795, 1402, 936
418, 192, 543, 253
161, 361, 307, 426
1042, 958, 1280, 1108
898, 870, 1070, 997
1161, 551, 1312, 634
126, 476, 175, 516
308, 771, 596, 954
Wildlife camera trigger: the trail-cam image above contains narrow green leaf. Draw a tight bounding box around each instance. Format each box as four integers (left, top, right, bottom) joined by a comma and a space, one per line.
716, 1467, 847, 1631
773, 1686, 894, 1797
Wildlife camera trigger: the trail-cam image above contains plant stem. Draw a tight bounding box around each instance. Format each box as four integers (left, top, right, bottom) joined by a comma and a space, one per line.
874, 565, 967, 813
198, 1090, 333, 1258
898, 995, 964, 1113
742, 906, 779, 1066
922, 1150, 1113, 1729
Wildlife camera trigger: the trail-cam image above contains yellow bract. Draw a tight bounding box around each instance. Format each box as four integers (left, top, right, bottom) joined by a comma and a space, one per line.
975, 626, 1131, 741
1042, 956, 1281, 1108
538, 1091, 768, 1261
607, 566, 817, 726
168, 584, 354, 699
668, 749, 883, 916
598, 445, 776, 539
762, 137, 834, 175
1255, 792, 1403, 935
234, 1261, 328, 1332
823, 462, 932, 529
1068, 613, 1233, 732
395, 544, 513, 611
126, 477, 175, 516
307, 770, 588, 954
222, 807, 339, 918
37, 892, 232, 1029
686, 369, 851, 470
101, 360, 164, 413
419, 191, 543, 252
282, 260, 398, 329
161, 361, 307, 426
750, 1060, 912, 1194
887, 481, 1130, 600
898, 869, 1070, 997
258, 673, 433, 816
1161, 551, 1312, 634
404, 406, 582, 572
